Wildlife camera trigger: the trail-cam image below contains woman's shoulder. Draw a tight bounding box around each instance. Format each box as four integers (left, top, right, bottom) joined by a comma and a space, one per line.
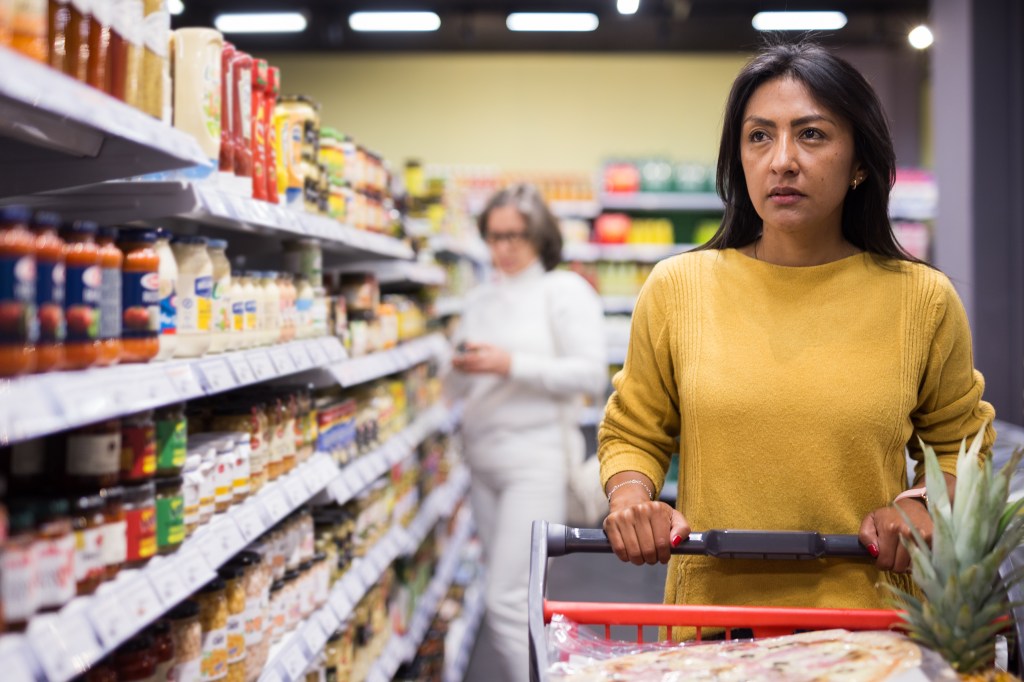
877, 257, 958, 298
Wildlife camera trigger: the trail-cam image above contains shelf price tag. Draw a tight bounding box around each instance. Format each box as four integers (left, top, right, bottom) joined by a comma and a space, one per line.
300, 462, 326, 493
259, 668, 285, 682
51, 373, 111, 425
200, 516, 247, 568
282, 475, 311, 506
121, 574, 164, 626
316, 455, 340, 480
301, 621, 328, 657
164, 364, 203, 399
288, 344, 313, 371
305, 340, 329, 367
280, 642, 309, 681
30, 611, 103, 682
316, 607, 340, 636
340, 573, 365, 602
329, 588, 353, 620
88, 590, 136, 648
233, 502, 269, 542
319, 337, 347, 363
226, 353, 257, 385
200, 188, 229, 216
146, 556, 190, 606
176, 546, 216, 593
268, 347, 296, 374
357, 558, 380, 586
197, 358, 238, 393
327, 476, 353, 504
259, 488, 291, 523
247, 351, 275, 381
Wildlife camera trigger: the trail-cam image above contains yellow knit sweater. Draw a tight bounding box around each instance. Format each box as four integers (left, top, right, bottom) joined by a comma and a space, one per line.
598, 248, 996, 628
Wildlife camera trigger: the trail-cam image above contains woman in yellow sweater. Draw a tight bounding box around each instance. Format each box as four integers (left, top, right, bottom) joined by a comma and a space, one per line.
598, 41, 996, 632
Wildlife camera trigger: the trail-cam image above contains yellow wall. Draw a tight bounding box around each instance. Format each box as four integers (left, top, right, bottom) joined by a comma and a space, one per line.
263, 52, 749, 173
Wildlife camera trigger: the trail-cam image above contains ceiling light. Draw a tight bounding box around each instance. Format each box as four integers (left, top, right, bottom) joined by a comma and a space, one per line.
908, 25, 934, 49
349, 11, 441, 32
751, 11, 848, 31
506, 12, 599, 32
168, 0, 184, 15
214, 12, 308, 33
617, 0, 640, 15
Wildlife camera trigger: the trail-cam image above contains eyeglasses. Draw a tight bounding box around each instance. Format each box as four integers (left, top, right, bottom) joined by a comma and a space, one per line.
484, 231, 530, 245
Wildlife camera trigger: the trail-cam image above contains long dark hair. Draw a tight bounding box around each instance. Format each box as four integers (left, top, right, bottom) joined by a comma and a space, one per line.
477, 183, 563, 271
701, 40, 920, 264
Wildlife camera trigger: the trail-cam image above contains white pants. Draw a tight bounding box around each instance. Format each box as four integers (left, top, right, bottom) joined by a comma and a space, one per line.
465, 427, 566, 682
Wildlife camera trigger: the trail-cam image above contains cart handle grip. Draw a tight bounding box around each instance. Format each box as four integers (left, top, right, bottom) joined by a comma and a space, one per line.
547, 525, 870, 560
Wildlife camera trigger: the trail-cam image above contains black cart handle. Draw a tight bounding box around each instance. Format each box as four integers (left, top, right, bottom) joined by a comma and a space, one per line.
546, 524, 870, 560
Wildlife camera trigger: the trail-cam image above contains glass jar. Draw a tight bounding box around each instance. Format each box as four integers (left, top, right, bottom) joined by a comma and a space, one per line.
113, 633, 157, 682
71, 493, 106, 596
257, 272, 280, 348
29, 211, 66, 373
33, 497, 76, 612
155, 476, 185, 555
182, 453, 203, 537
197, 577, 229, 682
227, 552, 267, 681
60, 220, 101, 370
240, 271, 259, 349
207, 239, 232, 354
65, 418, 122, 490
155, 403, 188, 476
228, 270, 245, 352
170, 235, 213, 358
283, 238, 322, 290
85, 661, 118, 682
322, 631, 341, 682
282, 569, 300, 632
219, 563, 247, 682
167, 599, 202, 682
294, 276, 314, 341
151, 619, 176, 682
121, 409, 157, 483
267, 579, 285, 645
116, 228, 161, 364
153, 228, 178, 360
124, 481, 156, 567
95, 225, 123, 367
99, 485, 126, 580
2, 501, 38, 631
196, 446, 217, 526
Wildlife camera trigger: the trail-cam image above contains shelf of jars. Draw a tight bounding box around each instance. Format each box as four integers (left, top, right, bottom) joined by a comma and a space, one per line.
0, 48, 208, 199
443, 576, 487, 682
600, 192, 725, 212
260, 467, 472, 682
337, 260, 447, 288
562, 242, 695, 264
549, 200, 602, 220
13, 181, 415, 262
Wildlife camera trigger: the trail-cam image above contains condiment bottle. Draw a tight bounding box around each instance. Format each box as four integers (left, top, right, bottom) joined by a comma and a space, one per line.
121, 409, 156, 483
11, 0, 46, 61
228, 270, 245, 352
154, 227, 178, 360
116, 228, 160, 363
96, 226, 123, 366
33, 497, 76, 612
86, 0, 112, 90
251, 59, 269, 201
295, 276, 314, 341
30, 212, 65, 373
197, 577, 229, 682
1, 501, 38, 631
65, 418, 121, 491
218, 42, 236, 175
99, 484, 126, 579
49, 0, 89, 80
241, 271, 259, 348
139, 0, 168, 119
218, 563, 247, 680
104, 0, 127, 98
123, 480, 156, 567
170, 235, 213, 357
230, 51, 253, 182
60, 220, 101, 370
121, 0, 143, 109
151, 620, 176, 682
155, 402, 187, 476
278, 273, 296, 343
166, 600, 202, 682
258, 272, 280, 348
265, 65, 281, 204
113, 633, 157, 682
71, 493, 106, 596
154, 475, 184, 555
206, 239, 231, 354
172, 27, 223, 166
0, 206, 37, 378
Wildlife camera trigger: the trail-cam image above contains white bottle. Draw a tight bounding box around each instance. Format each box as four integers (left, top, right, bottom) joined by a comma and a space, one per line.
171, 235, 213, 358
295, 276, 314, 340
229, 270, 246, 352
206, 239, 232, 354
154, 229, 178, 361
258, 272, 281, 347
241, 272, 260, 349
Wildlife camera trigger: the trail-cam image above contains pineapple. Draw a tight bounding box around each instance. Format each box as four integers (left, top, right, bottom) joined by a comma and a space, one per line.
886, 425, 1024, 681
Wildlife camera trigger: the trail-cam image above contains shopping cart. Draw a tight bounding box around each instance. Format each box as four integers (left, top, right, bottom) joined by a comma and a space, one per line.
527, 520, 1024, 681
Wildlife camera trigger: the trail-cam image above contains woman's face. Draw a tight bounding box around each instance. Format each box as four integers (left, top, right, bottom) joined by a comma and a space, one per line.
740, 76, 863, 240
485, 204, 540, 276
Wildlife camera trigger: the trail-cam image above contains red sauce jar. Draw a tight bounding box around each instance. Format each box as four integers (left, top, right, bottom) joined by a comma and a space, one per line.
59, 220, 101, 370
30, 211, 65, 373
0, 206, 38, 377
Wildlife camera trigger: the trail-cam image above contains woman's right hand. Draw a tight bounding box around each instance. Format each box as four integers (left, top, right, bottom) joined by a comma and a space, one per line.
603, 483, 690, 565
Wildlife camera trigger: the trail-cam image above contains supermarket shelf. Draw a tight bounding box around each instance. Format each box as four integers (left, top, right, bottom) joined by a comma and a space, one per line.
435, 296, 465, 318
562, 242, 695, 263
550, 199, 602, 219
367, 507, 475, 682
328, 333, 448, 388
16, 181, 414, 262
261, 468, 471, 682
443, 577, 487, 682
430, 233, 490, 265
337, 260, 447, 287
600, 192, 724, 212
11, 452, 340, 682
0, 49, 207, 198
0, 337, 348, 446
602, 296, 638, 314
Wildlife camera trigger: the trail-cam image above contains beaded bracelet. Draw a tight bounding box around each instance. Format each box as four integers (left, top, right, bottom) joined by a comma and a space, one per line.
607, 479, 654, 503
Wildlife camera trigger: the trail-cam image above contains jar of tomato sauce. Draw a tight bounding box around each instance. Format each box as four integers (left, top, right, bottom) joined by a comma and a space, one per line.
29, 212, 65, 373
116, 229, 160, 363
59, 220, 101, 370
0, 206, 38, 377
96, 226, 123, 366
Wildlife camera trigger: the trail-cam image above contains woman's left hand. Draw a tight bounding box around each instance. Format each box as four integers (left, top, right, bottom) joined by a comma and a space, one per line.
858, 499, 933, 573
451, 342, 511, 377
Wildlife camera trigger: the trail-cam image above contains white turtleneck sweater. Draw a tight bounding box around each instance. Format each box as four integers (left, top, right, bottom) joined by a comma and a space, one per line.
448, 260, 607, 451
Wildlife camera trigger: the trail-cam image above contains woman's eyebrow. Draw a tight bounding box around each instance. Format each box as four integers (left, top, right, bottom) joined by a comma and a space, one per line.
743, 114, 834, 127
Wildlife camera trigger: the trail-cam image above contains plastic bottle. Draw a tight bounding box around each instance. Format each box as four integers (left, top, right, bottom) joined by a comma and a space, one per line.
116, 229, 160, 363
86, 0, 112, 91
218, 42, 236, 175
258, 272, 280, 347
171, 27, 222, 166
11, 0, 46, 61
96, 226, 123, 366
153, 228, 177, 360
0, 206, 37, 377
294, 276, 313, 341
29, 211, 65, 373
170, 235, 213, 358
277, 272, 295, 343
228, 270, 245, 352
241, 271, 259, 349
231, 51, 254, 184
207, 239, 231, 354
251, 59, 269, 201
60, 220, 101, 370
265, 66, 281, 204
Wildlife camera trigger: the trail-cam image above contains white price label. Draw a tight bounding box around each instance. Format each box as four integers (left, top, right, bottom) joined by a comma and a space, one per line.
233, 503, 268, 542
32, 611, 102, 681
301, 462, 326, 492
301, 621, 328, 656
340, 574, 365, 602
268, 347, 296, 374
305, 340, 329, 367
177, 546, 216, 592
317, 455, 340, 480
0, 643, 38, 682
164, 364, 203, 398
317, 607, 340, 636
357, 558, 380, 586
197, 359, 238, 393
328, 476, 353, 504
51, 374, 111, 424
88, 591, 135, 647
247, 351, 275, 381
319, 337, 347, 363
121, 575, 164, 625
289, 344, 313, 371
260, 488, 291, 522
202, 189, 229, 216
226, 353, 256, 384
147, 557, 190, 606
201, 517, 246, 567
329, 588, 353, 619
223, 195, 243, 220
282, 475, 311, 506
330, 362, 354, 387
280, 642, 309, 681
259, 669, 285, 682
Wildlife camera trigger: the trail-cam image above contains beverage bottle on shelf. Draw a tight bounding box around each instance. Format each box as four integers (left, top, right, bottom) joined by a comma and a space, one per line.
251, 58, 269, 201
266, 66, 281, 204
153, 227, 177, 360
96, 226, 123, 366
170, 235, 213, 358
0, 206, 38, 377
30, 211, 65, 373
59, 220, 101, 370
116, 228, 160, 364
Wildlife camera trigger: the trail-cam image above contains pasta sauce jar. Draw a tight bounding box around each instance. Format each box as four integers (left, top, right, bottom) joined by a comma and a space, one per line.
60, 220, 101, 370
116, 229, 160, 363
0, 206, 38, 377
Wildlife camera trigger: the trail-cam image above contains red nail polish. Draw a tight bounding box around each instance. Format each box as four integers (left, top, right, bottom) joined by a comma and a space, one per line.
868, 543, 879, 558
671, 535, 682, 547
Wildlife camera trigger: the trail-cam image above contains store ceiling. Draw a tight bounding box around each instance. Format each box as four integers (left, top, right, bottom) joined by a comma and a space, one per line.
174, 0, 930, 53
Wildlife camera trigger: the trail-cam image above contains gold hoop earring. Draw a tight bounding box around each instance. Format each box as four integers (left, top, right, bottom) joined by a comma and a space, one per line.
851, 178, 860, 189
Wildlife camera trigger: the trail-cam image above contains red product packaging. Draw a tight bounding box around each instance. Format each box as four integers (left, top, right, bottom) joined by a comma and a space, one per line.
251, 59, 269, 201
231, 52, 254, 180
266, 66, 281, 204
219, 42, 237, 173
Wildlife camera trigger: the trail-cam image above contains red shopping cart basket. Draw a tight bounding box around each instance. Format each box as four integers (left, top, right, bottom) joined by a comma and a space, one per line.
527, 520, 1023, 681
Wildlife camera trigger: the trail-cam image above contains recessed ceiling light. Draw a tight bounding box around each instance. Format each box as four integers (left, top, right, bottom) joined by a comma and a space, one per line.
908, 25, 934, 49
751, 11, 848, 31
214, 12, 308, 34
349, 11, 441, 32
617, 0, 640, 15
506, 12, 599, 32
168, 0, 184, 16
